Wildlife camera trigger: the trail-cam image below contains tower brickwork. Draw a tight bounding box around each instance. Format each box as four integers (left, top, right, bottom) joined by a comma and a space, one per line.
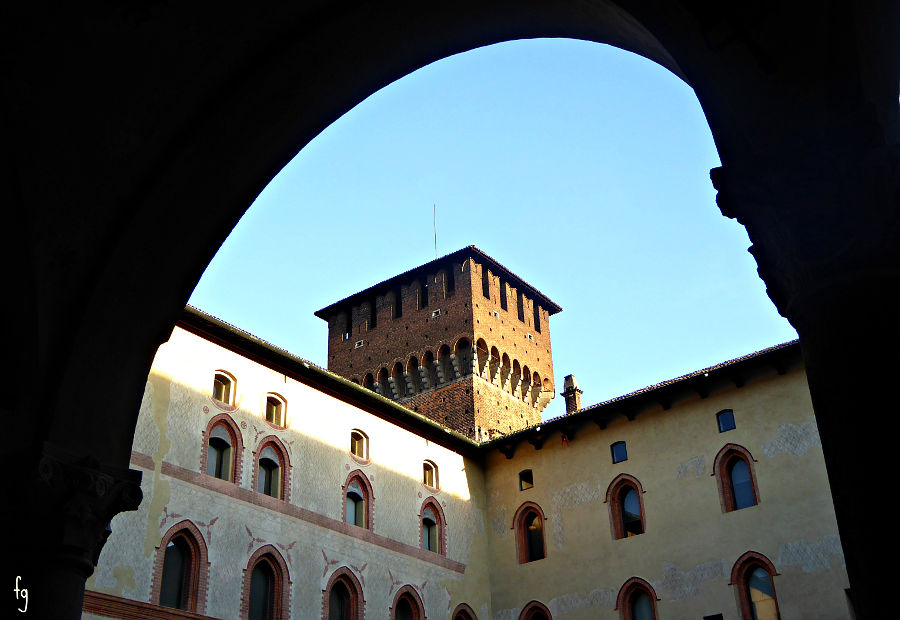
316, 246, 561, 439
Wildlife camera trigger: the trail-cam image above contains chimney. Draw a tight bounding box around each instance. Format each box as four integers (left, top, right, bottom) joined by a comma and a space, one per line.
561, 374, 583, 413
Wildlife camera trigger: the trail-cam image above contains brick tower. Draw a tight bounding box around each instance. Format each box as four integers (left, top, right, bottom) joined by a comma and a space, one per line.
315, 246, 561, 440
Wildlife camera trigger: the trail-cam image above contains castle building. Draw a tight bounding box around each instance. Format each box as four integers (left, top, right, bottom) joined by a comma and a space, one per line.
315, 247, 562, 441
83, 250, 851, 620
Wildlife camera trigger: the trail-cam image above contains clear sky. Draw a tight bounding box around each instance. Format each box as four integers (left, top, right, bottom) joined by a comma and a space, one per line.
189, 38, 798, 420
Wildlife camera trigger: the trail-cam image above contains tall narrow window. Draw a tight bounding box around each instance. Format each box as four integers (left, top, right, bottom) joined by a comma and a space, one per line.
153, 522, 208, 615
422, 507, 438, 552
422, 460, 438, 488
212, 371, 234, 405
731, 552, 780, 620
517, 290, 525, 321
254, 440, 290, 501
606, 474, 646, 540
265, 394, 285, 427
482, 268, 491, 299
533, 303, 541, 333
207, 424, 233, 481
248, 560, 274, 620
499, 279, 507, 310
345, 480, 366, 527
514, 503, 547, 563
616, 578, 659, 620
242, 547, 289, 620
159, 536, 191, 609
714, 444, 760, 513
323, 568, 363, 620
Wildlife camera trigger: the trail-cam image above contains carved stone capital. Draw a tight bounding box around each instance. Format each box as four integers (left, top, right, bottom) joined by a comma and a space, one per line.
36, 442, 143, 573
710, 143, 900, 330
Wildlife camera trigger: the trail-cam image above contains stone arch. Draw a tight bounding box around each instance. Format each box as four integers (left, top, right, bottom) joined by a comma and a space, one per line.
392, 361, 408, 398
454, 337, 473, 377
377, 367, 391, 398
422, 350, 439, 389
521, 365, 532, 400
406, 355, 421, 394
475, 338, 489, 376
438, 344, 455, 384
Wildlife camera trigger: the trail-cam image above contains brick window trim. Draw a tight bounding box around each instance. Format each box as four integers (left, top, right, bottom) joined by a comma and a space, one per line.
518, 600, 553, 620
418, 496, 448, 556
321, 566, 366, 620
729, 551, 781, 620
239, 544, 291, 620
390, 585, 427, 620
200, 413, 244, 485
342, 469, 375, 530
712, 443, 760, 513
604, 473, 646, 540
149, 520, 210, 615
511, 501, 548, 564
615, 577, 660, 620
251, 435, 292, 502
452, 602, 478, 620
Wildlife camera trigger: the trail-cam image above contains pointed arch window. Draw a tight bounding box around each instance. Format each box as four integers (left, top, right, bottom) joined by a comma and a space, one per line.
452, 603, 478, 620
606, 474, 646, 539
513, 502, 547, 563
391, 586, 425, 620
343, 471, 373, 529
241, 546, 290, 620
152, 521, 209, 615
730, 551, 781, 620
616, 577, 659, 620
519, 600, 552, 620
419, 497, 446, 555
254, 438, 290, 502
323, 567, 364, 620
714, 444, 760, 512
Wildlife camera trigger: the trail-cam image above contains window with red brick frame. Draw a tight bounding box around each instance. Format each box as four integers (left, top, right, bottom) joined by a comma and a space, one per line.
730, 551, 781, 620
713, 444, 760, 513
605, 473, 646, 539
240, 545, 291, 620
151, 520, 209, 615
322, 567, 365, 620
615, 577, 659, 620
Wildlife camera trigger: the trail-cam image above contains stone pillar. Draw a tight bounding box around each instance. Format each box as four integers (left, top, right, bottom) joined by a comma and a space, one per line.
6, 442, 142, 620
711, 142, 900, 618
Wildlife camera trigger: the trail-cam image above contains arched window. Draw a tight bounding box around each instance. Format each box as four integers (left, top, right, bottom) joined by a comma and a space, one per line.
391, 586, 425, 620
438, 344, 455, 384
264, 393, 286, 427
616, 577, 659, 620
713, 444, 760, 512
152, 521, 208, 614
606, 474, 646, 539
519, 600, 552, 620
343, 471, 373, 529
241, 546, 290, 620
730, 551, 781, 620
202, 414, 243, 484
452, 603, 478, 620
322, 567, 364, 620
513, 502, 547, 563
422, 460, 438, 488
208, 424, 233, 480
254, 438, 290, 501
420, 497, 446, 555
212, 371, 235, 405
349, 429, 368, 461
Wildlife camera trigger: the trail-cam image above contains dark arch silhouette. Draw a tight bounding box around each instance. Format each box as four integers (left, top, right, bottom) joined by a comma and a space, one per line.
5, 5, 897, 617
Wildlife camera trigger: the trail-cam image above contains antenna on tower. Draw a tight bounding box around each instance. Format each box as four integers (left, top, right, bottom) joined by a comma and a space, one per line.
433, 203, 437, 259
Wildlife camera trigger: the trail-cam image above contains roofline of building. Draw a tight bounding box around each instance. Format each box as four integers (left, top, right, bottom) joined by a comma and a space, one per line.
480, 339, 802, 458
313, 245, 562, 319
178, 306, 800, 462
178, 306, 482, 461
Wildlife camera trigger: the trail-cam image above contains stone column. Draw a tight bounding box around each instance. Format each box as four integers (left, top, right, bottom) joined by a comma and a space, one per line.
711, 142, 900, 618
6, 442, 142, 620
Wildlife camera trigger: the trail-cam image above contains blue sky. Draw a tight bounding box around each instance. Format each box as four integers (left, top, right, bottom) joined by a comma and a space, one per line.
189, 38, 797, 420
